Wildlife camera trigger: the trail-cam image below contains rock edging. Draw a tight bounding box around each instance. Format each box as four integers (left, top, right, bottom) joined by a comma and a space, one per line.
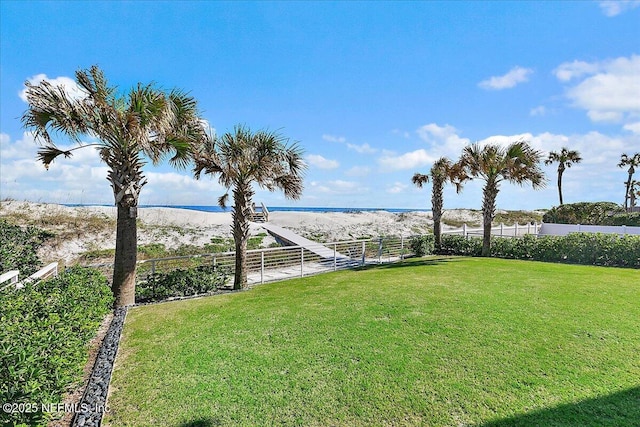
71, 306, 127, 427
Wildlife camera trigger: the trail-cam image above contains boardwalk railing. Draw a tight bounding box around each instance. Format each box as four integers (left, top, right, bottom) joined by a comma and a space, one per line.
0, 262, 59, 290
86, 223, 541, 287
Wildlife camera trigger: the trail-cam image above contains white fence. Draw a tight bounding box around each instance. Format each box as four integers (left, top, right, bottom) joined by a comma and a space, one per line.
539, 223, 640, 236
442, 222, 541, 238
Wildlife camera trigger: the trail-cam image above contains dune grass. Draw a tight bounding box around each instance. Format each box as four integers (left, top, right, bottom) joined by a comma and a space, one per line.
104, 258, 640, 426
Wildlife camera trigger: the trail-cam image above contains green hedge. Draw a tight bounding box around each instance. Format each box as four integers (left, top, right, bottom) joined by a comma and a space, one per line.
440, 233, 640, 268
600, 212, 640, 226
409, 235, 435, 257
0, 266, 113, 426
542, 202, 623, 225
136, 265, 230, 303
0, 218, 52, 276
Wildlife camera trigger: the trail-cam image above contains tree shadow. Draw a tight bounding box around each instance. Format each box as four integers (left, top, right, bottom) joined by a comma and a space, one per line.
478, 386, 640, 427
177, 417, 222, 427
354, 256, 464, 272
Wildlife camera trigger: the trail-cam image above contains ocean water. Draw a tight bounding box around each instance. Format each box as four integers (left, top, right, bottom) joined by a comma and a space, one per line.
65, 204, 430, 214
148, 205, 431, 214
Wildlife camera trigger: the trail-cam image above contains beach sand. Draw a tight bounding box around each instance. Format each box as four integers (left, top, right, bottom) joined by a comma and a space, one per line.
0, 200, 530, 264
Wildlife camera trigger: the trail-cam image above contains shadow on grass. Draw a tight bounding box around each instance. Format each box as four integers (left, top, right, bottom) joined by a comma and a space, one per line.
177, 418, 222, 427
479, 386, 640, 427
355, 256, 465, 272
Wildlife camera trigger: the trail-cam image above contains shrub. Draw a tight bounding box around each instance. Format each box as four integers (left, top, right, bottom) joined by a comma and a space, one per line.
439, 235, 482, 256
542, 202, 623, 225
0, 266, 113, 426
136, 265, 230, 303
0, 218, 53, 276
439, 233, 640, 268
409, 235, 434, 257
600, 212, 640, 226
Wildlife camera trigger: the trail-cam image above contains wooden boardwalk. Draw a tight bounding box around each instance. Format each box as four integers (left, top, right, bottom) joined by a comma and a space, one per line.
259, 223, 347, 259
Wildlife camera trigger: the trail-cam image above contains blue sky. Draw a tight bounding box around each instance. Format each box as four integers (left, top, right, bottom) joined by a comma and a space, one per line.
1, 1, 639, 209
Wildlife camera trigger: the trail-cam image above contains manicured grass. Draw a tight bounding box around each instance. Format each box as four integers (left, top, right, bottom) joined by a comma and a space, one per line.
104, 258, 640, 426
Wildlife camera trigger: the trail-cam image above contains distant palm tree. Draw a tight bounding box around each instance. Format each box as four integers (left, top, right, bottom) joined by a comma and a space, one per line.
193, 125, 306, 290
457, 141, 545, 257
544, 147, 582, 205
412, 157, 463, 250
618, 153, 640, 210
22, 65, 206, 307
629, 180, 640, 210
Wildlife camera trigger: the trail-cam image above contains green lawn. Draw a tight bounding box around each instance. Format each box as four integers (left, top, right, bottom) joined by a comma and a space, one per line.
104, 257, 640, 426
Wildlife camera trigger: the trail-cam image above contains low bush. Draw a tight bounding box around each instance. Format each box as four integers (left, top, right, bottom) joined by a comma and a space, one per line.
136, 265, 230, 303
0, 218, 53, 276
0, 266, 113, 426
440, 233, 640, 268
409, 235, 434, 257
600, 212, 640, 226
542, 202, 623, 225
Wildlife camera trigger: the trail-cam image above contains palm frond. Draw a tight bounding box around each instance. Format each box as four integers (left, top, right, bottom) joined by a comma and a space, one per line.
37, 146, 73, 169
411, 173, 429, 188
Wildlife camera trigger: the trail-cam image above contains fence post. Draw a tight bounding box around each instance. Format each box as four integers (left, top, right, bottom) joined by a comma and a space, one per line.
334, 243, 337, 271
400, 235, 404, 262
213, 256, 217, 272
621, 225, 627, 236
378, 237, 383, 264
151, 260, 156, 276
500, 222, 504, 236
463, 223, 467, 239
514, 222, 519, 237
300, 248, 304, 277
361, 241, 366, 266
261, 251, 264, 284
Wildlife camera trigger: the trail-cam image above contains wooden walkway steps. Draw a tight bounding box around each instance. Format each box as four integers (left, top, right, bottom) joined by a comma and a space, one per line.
259, 223, 347, 259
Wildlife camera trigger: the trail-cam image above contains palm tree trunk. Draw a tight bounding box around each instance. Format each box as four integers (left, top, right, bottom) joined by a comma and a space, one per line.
232, 184, 252, 290
481, 180, 498, 257
431, 179, 444, 251
112, 204, 137, 307
624, 172, 633, 210
557, 168, 564, 205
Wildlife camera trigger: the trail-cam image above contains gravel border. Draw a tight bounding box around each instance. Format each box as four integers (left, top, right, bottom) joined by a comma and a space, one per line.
71, 306, 127, 427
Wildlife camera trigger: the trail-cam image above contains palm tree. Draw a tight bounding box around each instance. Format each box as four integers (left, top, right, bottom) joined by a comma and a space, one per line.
544, 147, 582, 205
22, 65, 206, 307
412, 157, 463, 251
193, 125, 306, 290
629, 180, 640, 210
618, 153, 640, 210
457, 141, 545, 257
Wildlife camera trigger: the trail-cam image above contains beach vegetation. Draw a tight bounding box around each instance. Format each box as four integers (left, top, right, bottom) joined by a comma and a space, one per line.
409, 234, 434, 257
0, 218, 52, 276
412, 157, 464, 251
193, 125, 306, 290
1, 266, 113, 426
105, 258, 640, 426
542, 201, 623, 225
544, 147, 582, 205
136, 265, 229, 304
21, 65, 208, 307
456, 141, 546, 256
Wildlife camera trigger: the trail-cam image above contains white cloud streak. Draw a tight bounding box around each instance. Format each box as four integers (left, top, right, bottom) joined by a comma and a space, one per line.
598, 0, 640, 16
19, 74, 85, 102
306, 154, 339, 169
478, 66, 534, 90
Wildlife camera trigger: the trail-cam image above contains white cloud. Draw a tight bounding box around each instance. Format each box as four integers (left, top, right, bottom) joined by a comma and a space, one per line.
530, 106, 547, 116
346, 142, 377, 154
387, 182, 408, 194
306, 154, 339, 169
478, 66, 534, 90
309, 179, 362, 194
345, 166, 371, 177
416, 123, 470, 158
556, 55, 640, 124
378, 149, 436, 172
322, 134, 346, 143
623, 121, 640, 134
598, 0, 640, 16
19, 73, 85, 102
554, 60, 600, 82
